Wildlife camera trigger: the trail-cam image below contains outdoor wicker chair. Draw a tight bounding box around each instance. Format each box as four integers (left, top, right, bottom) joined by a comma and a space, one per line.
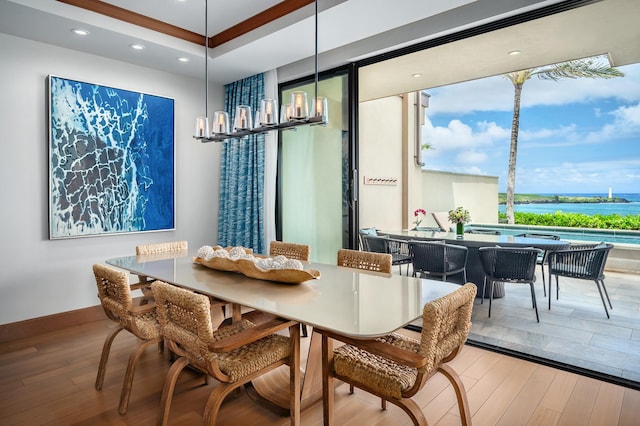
478, 246, 542, 322
409, 240, 468, 283
92, 264, 163, 415
151, 280, 300, 425
362, 234, 412, 275
361, 234, 388, 253
515, 233, 560, 296
318, 283, 476, 425
547, 242, 614, 318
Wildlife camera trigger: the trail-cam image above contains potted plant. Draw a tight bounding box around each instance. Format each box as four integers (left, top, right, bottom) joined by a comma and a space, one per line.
413, 208, 427, 230
448, 207, 471, 238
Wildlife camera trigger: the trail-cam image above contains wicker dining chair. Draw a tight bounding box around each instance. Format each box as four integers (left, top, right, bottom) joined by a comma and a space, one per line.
319, 283, 477, 425
134, 241, 188, 304
409, 240, 468, 283
150, 280, 301, 426
337, 248, 392, 274
269, 240, 311, 261
92, 264, 163, 415
336, 248, 392, 408
547, 242, 614, 318
478, 246, 542, 322
270, 240, 312, 337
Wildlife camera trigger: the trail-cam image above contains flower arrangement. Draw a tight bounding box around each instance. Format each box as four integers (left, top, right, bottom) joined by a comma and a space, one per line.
448, 207, 471, 224
413, 208, 427, 229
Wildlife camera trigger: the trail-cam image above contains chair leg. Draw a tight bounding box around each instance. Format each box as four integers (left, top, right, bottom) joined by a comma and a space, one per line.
481, 278, 486, 305
203, 382, 247, 425
594, 279, 611, 319
322, 334, 334, 426
439, 364, 471, 426
119, 338, 162, 415
95, 324, 124, 390
488, 280, 494, 318
541, 263, 547, 297
157, 356, 190, 426
394, 398, 429, 426
529, 282, 539, 323
600, 279, 613, 309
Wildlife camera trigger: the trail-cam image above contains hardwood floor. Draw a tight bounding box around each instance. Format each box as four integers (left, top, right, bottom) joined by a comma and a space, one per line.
2, 317, 640, 425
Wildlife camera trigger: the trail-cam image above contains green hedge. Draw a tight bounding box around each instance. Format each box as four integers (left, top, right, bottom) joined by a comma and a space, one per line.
498, 212, 640, 230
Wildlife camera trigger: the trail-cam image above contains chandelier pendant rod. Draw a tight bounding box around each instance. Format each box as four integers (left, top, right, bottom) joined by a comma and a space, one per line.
194, 0, 326, 143
204, 0, 208, 120
314, 0, 318, 103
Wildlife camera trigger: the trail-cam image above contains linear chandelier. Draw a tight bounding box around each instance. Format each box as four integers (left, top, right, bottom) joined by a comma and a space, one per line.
193, 0, 328, 143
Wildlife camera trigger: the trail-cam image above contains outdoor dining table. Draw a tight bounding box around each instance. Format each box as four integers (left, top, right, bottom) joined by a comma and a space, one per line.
380, 229, 570, 298
106, 251, 461, 418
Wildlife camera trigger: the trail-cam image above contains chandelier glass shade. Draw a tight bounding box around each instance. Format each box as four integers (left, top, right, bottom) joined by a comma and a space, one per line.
193, 0, 327, 143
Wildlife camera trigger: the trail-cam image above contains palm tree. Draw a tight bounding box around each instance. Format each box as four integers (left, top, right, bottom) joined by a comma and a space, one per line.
503, 57, 624, 224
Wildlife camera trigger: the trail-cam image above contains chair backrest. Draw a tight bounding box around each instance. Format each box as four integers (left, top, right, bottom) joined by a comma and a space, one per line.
361, 234, 389, 253
548, 243, 613, 280
136, 241, 188, 255
151, 280, 215, 365
358, 228, 378, 250
386, 238, 410, 256
409, 241, 467, 275
93, 264, 134, 323
269, 241, 311, 261
431, 212, 453, 232
478, 247, 540, 281
337, 249, 392, 274
418, 283, 476, 374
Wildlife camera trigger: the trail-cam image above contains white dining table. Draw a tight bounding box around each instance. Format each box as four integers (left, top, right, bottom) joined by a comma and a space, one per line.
106, 252, 462, 417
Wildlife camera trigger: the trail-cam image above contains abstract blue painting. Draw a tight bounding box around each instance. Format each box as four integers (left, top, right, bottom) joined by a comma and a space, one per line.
48, 75, 175, 239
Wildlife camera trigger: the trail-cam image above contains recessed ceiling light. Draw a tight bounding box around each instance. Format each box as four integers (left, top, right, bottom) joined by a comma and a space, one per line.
129, 43, 145, 50
508, 50, 522, 56
412, 73, 422, 78
71, 28, 89, 36
177, 57, 190, 63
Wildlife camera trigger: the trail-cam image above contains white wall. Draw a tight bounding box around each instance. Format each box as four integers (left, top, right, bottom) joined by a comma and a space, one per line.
358, 93, 498, 232
0, 33, 224, 325
359, 96, 405, 230
420, 170, 499, 226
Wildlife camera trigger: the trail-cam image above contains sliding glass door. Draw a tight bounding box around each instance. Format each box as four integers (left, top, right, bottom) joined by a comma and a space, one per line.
278, 68, 355, 263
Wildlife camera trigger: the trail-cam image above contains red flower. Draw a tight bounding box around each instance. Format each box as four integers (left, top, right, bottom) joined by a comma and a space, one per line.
414, 208, 426, 217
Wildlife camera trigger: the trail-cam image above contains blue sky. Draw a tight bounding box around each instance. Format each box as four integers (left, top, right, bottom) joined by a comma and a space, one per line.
421, 60, 640, 194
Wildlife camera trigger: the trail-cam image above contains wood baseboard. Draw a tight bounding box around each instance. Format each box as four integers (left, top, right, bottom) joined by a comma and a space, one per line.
0, 304, 106, 343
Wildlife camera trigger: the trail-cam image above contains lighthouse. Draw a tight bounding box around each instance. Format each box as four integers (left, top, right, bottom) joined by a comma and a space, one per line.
608, 187, 612, 199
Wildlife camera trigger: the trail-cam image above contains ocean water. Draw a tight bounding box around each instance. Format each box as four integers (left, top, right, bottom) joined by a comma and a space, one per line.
498, 193, 640, 216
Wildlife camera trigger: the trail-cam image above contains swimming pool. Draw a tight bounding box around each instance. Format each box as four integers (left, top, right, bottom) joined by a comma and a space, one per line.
467, 224, 640, 245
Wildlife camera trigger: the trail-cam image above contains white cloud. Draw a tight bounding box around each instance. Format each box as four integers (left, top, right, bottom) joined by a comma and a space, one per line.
422, 117, 508, 152
456, 150, 488, 164
425, 62, 640, 115
585, 102, 640, 142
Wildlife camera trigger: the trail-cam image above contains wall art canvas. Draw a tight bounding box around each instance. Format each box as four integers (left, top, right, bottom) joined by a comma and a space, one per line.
48, 75, 175, 239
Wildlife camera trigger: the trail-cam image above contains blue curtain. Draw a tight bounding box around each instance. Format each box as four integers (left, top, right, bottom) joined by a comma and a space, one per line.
218, 74, 266, 253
